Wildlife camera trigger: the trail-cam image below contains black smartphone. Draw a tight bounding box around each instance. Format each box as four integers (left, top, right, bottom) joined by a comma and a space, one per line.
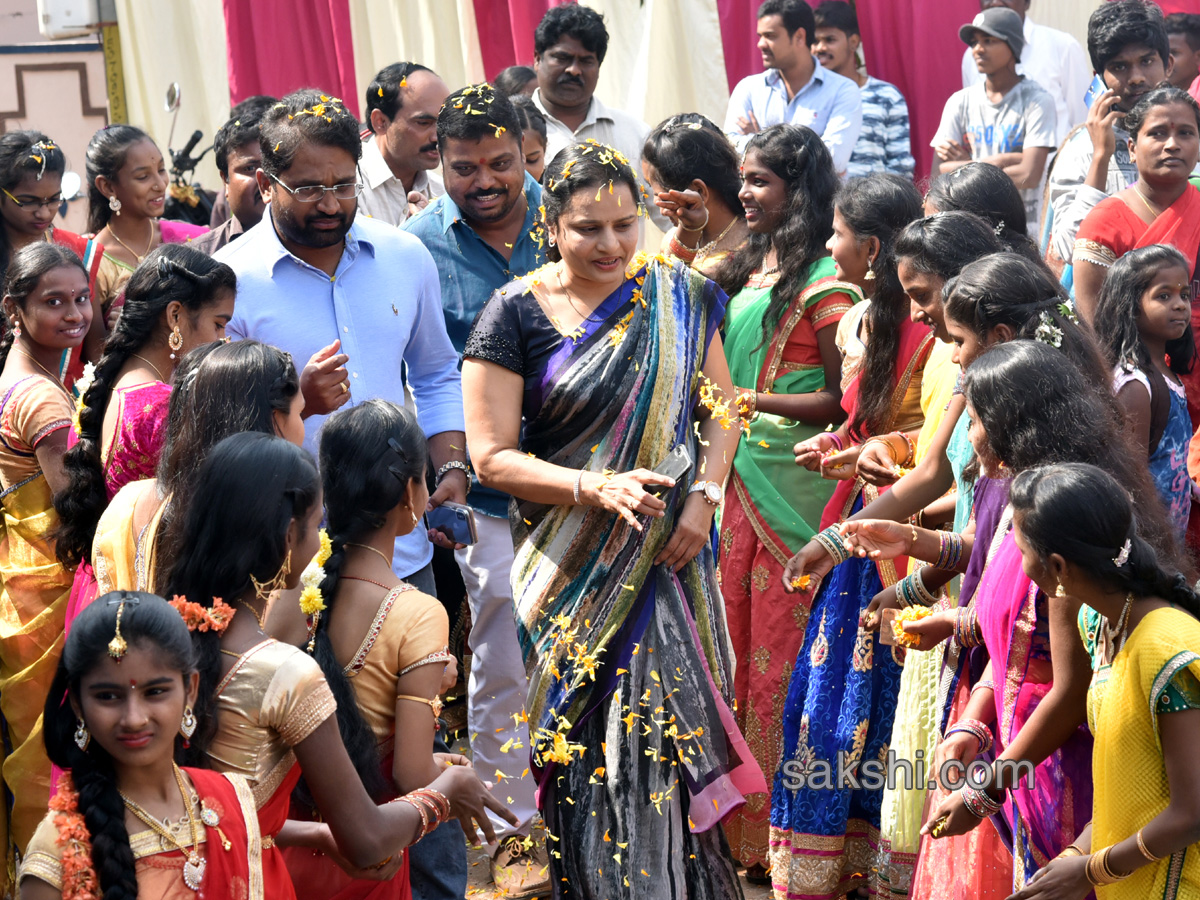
426, 502, 479, 546
649, 444, 693, 497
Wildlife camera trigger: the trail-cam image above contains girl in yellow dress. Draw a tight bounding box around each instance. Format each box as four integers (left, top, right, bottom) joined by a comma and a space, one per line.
1006, 462, 1200, 900
0, 243, 92, 880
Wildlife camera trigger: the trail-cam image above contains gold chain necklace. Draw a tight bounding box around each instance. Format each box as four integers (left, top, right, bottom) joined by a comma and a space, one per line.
1132, 186, 1161, 220
130, 353, 167, 382
120, 763, 205, 892
694, 217, 738, 261
345, 542, 394, 569
107, 218, 156, 262
14, 347, 70, 396
236, 599, 267, 632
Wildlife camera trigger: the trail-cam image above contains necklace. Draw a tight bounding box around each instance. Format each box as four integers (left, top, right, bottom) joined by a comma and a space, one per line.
556, 267, 599, 322
342, 574, 393, 590
131, 353, 167, 382
14, 347, 70, 395
107, 218, 156, 262
236, 599, 267, 632
345, 542, 394, 569
120, 763, 205, 892
694, 218, 739, 261
1105, 593, 1134, 651
1132, 186, 1161, 220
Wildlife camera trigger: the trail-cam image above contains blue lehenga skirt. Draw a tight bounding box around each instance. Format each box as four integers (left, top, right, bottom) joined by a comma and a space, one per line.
768, 498, 906, 900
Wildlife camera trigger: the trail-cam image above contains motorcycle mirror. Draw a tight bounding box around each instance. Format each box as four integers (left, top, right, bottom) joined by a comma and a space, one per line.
59, 171, 81, 202
165, 83, 181, 113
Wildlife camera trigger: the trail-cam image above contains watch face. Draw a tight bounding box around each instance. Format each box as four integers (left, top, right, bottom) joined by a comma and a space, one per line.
704, 482, 722, 503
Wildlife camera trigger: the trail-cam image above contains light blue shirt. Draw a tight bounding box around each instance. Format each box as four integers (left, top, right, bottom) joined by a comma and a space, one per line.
215, 207, 464, 578
724, 59, 863, 174
403, 173, 546, 520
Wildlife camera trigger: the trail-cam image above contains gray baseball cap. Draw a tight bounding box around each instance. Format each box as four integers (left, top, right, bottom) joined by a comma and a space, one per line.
959, 7, 1024, 60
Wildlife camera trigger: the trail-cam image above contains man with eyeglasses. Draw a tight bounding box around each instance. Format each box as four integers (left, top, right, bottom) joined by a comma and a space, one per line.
0, 129, 106, 379
214, 87, 469, 597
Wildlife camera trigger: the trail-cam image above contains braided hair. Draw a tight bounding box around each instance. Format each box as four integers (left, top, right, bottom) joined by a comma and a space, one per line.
152, 340, 301, 591
1, 242, 87, 369
296, 399, 428, 806
53, 245, 236, 567
1011, 462, 1200, 617
42, 592, 198, 900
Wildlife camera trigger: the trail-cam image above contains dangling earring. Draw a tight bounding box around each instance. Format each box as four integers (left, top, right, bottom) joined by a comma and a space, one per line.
74, 720, 90, 751
109, 195, 121, 215
864, 258, 876, 281
168, 325, 183, 360
251, 549, 292, 600
180, 706, 197, 748
1054, 582, 1066, 598
411, 509, 420, 526
10, 318, 20, 340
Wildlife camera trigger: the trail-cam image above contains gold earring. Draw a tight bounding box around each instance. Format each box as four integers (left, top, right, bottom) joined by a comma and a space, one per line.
74, 720, 90, 751
180, 706, 197, 747
251, 549, 292, 600
168, 325, 183, 360
1054, 582, 1066, 598
864, 260, 876, 281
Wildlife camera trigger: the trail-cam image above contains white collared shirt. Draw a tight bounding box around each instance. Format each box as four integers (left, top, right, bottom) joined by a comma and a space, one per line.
356, 137, 444, 227
961, 16, 1090, 145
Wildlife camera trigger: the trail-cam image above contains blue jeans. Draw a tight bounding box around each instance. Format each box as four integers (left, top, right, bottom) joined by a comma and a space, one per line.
408, 734, 468, 900
398, 563, 468, 900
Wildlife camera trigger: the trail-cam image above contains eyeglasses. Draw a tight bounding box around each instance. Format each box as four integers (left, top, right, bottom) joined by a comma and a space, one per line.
2, 188, 62, 210
267, 172, 362, 203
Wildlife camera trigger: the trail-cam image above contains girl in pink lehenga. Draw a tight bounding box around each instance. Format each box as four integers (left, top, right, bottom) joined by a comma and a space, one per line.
53, 243, 235, 633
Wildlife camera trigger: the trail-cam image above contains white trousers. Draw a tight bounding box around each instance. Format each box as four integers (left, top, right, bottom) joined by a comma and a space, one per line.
456, 513, 538, 841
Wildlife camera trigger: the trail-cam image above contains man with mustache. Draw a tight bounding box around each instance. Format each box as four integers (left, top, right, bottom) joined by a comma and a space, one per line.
1047, 0, 1172, 266
403, 83, 551, 900
358, 62, 451, 226
723, 0, 862, 175
531, 5, 666, 228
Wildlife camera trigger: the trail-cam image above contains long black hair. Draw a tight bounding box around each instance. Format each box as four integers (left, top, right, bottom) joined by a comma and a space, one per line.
43, 591, 198, 900
714, 124, 838, 348
944, 253, 1113, 389
839, 174, 924, 437
642, 118, 742, 232
1012, 462, 1200, 617
1, 242, 87, 370
85, 125, 154, 235
164, 433, 321, 752
1093, 244, 1196, 376
0, 130, 67, 280
53, 245, 237, 567
302, 400, 429, 804
963, 340, 1184, 569
924, 162, 1042, 263
152, 340, 300, 590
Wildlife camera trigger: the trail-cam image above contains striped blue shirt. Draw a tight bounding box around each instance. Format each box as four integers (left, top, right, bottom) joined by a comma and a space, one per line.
846, 77, 914, 179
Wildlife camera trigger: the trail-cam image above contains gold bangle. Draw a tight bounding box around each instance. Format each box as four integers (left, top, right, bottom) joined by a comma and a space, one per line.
1135, 829, 1163, 863
1058, 845, 1083, 858
910, 522, 918, 549
1085, 846, 1128, 886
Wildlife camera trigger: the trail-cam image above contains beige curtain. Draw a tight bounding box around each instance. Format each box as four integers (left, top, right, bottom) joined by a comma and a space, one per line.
1031, 0, 1102, 60
347, 0, 485, 108
113, 0, 230, 188
589, 0, 729, 130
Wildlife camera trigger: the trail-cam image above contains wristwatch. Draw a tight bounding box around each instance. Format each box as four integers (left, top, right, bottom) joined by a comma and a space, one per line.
688, 480, 724, 506
436, 460, 472, 494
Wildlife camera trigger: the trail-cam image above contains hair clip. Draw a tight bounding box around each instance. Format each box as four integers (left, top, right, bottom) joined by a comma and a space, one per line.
993, 221, 1006, 236
387, 436, 409, 463
27, 140, 57, 181
1113, 538, 1132, 567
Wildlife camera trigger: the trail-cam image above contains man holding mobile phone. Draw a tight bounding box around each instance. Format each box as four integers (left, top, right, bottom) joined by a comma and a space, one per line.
403, 85, 550, 898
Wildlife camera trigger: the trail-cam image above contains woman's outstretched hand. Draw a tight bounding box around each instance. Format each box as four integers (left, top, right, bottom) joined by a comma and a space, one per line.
838, 519, 914, 560
430, 763, 519, 847
781, 538, 836, 594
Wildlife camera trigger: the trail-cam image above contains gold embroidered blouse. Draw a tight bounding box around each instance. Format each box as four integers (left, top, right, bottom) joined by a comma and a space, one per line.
343, 584, 451, 745
209, 639, 337, 808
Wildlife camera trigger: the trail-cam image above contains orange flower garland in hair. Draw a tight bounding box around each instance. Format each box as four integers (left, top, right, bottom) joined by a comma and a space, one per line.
169, 595, 236, 633
50, 773, 100, 900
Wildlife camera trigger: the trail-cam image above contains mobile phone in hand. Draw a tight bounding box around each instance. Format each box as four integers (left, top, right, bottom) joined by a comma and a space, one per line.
426, 502, 478, 546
